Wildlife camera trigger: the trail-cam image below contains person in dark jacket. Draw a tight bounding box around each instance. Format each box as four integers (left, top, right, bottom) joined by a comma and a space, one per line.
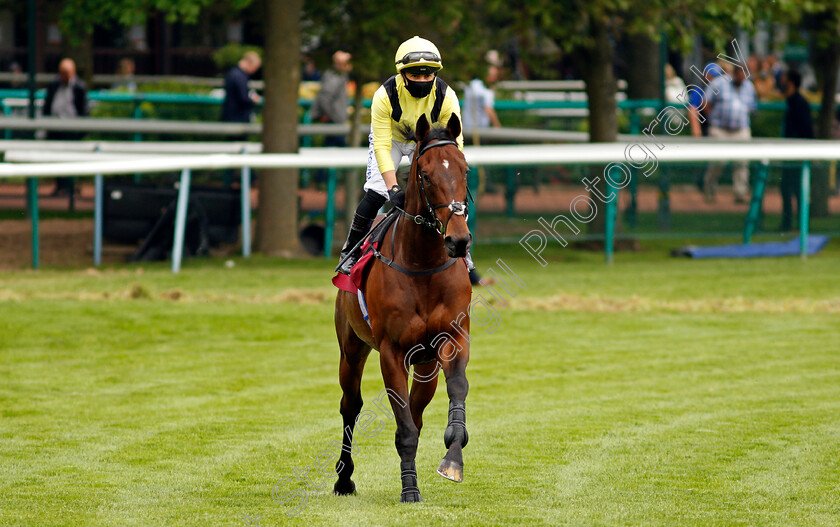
221, 52, 262, 125
311, 50, 352, 147
780, 70, 814, 231
43, 58, 88, 196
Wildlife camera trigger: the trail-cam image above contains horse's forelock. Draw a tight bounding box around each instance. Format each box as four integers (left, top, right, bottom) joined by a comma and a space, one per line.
419, 126, 454, 150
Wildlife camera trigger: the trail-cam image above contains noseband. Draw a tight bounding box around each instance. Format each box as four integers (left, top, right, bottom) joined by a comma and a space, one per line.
401, 139, 471, 236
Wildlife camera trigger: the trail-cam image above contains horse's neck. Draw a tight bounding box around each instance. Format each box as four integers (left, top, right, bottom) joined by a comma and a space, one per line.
394, 189, 448, 270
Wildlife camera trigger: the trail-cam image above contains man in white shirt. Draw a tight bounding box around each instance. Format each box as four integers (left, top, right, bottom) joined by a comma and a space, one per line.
461, 66, 501, 130
43, 58, 88, 196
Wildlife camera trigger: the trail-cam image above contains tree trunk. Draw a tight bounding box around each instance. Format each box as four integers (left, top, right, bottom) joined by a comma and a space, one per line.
256, 0, 303, 256
810, 11, 840, 218
344, 88, 364, 232
625, 33, 660, 100
814, 17, 840, 140
573, 19, 618, 236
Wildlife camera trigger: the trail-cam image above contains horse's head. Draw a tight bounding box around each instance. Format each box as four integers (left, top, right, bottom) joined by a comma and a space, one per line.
409, 113, 472, 258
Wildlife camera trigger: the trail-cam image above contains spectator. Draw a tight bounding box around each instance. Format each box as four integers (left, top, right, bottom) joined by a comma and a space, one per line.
112, 57, 137, 92
701, 64, 757, 203
664, 64, 687, 104
754, 57, 780, 100
485, 49, 503, 68
302, 55, 321, 82
747, 55, 760, 79
462, 65, 502, 130
766, 54, 786, 92
834, 105, 840, 140
221, 51, 261, 126
460, 64, 501, 286
311, 51, 352, 147
43, 58, 88, 196
688, 62, 724, 138
4, 61, 25, 89
687, 62, 723, 192
779, 70, 814, 231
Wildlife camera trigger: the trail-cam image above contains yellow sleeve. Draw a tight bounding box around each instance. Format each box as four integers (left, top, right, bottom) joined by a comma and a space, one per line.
371, 87, 396, 173
438, 86, 464, 151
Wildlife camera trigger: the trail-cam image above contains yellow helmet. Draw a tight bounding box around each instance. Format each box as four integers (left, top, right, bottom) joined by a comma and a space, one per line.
394, 36, 443, 73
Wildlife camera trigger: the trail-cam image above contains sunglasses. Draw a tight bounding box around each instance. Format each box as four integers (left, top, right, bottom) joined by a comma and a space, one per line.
397, 51, 441, 65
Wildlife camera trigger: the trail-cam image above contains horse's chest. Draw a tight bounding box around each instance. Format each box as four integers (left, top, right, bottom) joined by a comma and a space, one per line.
387, 297, 446, 329
370, 280, 467, 353
406, 304, 451, 341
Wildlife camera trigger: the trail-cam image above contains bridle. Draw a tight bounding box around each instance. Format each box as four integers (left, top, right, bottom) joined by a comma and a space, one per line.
399, 139, 472, 236
367, 137, 472, 277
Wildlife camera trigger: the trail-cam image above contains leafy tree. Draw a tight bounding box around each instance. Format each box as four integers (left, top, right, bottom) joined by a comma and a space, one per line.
520, 0, 759, 234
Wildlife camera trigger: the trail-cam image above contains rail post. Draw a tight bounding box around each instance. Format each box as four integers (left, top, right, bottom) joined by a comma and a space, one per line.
171, 168, 192, 273
324, 168, 337, 258
240, 149, 252, 258
27, 177, 39, 269
799, 161, 810, 259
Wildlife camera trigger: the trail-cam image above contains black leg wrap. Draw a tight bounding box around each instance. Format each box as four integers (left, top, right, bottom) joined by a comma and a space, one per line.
400, 460, 419, 496
443, 401, 469, 448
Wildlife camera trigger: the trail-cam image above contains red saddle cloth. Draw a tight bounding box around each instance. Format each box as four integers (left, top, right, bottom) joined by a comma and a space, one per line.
331, 239, 379, 295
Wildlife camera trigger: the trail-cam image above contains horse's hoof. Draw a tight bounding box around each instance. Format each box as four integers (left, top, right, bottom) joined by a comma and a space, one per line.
437, 458, 463, 483
333, 479, 356, 496
400, 490, 423, 503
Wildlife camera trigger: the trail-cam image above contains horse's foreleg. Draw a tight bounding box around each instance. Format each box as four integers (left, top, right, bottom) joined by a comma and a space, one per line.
438, 341, 470, 483
409, 362, 440, 435
379, 345, 422, 503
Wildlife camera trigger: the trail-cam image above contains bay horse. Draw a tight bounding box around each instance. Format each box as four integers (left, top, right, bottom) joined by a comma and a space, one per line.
333, 113, 472, 503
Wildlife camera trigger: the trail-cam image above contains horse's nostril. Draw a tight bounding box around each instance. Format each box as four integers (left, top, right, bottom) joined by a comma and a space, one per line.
448, 237, 468, 256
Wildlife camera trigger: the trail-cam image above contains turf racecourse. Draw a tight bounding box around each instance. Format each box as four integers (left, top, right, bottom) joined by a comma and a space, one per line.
2, 240, 839, 526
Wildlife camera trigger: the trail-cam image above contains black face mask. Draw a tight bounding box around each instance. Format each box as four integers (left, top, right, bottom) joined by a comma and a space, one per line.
403, 75, 434, 98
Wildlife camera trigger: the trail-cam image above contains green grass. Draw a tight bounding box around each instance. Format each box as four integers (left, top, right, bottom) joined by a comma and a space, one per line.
1, 242, 839, 526
474, 210, 840, 241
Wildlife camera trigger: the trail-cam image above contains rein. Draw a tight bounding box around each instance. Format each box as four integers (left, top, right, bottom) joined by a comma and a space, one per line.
370, 215, 459, 276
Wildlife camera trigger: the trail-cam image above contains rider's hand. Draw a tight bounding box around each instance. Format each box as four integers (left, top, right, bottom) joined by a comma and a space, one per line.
388, 185, 405, 208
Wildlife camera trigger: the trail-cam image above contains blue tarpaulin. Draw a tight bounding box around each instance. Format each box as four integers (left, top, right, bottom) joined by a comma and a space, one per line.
674, 235, 830, 259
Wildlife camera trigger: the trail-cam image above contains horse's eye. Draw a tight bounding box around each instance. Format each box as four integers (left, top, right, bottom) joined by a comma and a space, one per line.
421, 171, 431, 183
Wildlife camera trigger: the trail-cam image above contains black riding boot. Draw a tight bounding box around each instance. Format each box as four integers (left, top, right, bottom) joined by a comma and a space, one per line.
336, 190, 387, 275
336, 214, 373, 275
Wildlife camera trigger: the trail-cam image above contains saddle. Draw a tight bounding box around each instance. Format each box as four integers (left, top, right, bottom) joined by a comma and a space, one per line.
332, 212, 400, 296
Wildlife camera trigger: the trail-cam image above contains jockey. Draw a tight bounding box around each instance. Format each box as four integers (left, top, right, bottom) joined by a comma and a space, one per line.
336, 36, 465, 275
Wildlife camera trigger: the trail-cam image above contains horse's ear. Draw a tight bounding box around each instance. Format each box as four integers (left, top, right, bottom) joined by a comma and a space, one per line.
446, 113, 462, 141
415, 114, 431, 142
